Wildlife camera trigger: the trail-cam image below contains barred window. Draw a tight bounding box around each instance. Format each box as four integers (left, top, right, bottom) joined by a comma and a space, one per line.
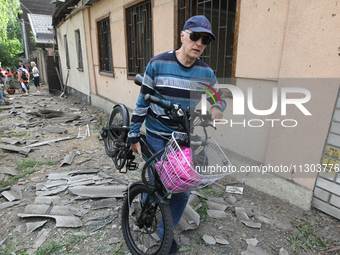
97, 17, 113, 73
126, 1, 152, 77
64, 34, 70, 69
75, 30, 83, 71
178, 0, 237, 83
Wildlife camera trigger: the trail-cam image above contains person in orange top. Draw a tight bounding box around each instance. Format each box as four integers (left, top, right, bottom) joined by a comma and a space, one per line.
6, 67, 12, 77
18, 64, 30, 94
17, 65, 22, 82
5, 67, 13, 85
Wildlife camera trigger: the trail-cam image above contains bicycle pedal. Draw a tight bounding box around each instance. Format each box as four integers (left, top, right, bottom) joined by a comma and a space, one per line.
127, 161, 139, 171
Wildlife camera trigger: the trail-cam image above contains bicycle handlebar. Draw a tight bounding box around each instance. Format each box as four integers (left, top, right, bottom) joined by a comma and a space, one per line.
144, 93, 214, 132
134, 74, 143, 86
144, 94, 173, 110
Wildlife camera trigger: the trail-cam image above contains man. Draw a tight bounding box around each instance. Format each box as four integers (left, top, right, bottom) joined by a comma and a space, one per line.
128, 15, 226, 254
18, 64, 30, 94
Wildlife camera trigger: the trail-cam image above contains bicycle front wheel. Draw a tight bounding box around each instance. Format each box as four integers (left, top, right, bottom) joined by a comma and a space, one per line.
122, 184, 173, 255
104, 104, 129, 157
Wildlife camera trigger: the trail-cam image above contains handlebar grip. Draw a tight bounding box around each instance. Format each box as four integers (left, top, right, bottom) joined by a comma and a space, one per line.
144, 94, 173, 110
134, 74, 143, 86
192, 110, 212, 120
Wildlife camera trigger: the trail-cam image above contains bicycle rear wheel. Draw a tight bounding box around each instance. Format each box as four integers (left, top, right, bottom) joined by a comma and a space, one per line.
104, 104, 129, 158
122, 183, 173, 255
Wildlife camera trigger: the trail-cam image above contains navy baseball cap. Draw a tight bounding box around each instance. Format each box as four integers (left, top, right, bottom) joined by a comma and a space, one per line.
183, 15, 215, 40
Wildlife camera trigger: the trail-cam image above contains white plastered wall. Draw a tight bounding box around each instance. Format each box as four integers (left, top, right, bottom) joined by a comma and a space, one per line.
56, 10, 90, 97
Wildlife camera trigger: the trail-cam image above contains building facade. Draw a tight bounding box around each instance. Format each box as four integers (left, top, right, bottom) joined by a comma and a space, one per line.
53, 0, 340, 218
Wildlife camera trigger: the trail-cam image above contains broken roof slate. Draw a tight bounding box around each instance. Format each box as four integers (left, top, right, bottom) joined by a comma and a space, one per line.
68, 185, 127, 198
18, 213, 82, 228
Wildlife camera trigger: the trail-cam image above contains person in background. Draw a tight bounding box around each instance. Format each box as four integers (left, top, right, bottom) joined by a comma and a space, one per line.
0, 88, 6, 104
0, 89, 5, 104
30, 62, 40, 93
17, 65, 23, 82
12, 69, 17, 79
6, 67, 13, 85
0, 64, 7, 92
0, 65, 6, 103
18, 64, 30, 95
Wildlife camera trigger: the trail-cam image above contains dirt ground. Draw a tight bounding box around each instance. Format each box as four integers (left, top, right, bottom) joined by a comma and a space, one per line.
0, 84, 339, 255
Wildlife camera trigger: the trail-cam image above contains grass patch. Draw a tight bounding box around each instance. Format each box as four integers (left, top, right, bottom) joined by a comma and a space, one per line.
91, 124, 103, 132
36, 235, 86, 255
16, 159, 53, 171
191, 232, 205, 245
197, 185, 224, 197
113, 241, 123, 254
0, 160, 53, 188
11, 131, 27, 137
0, 239, 28, 255
195, 198, 210, 221
179, 246, 191, 252
36, 241, 65, 255
289, 218, 327, 252
289, 233, 308, 252
194, 185, 225, 221
0, 169, 40, 188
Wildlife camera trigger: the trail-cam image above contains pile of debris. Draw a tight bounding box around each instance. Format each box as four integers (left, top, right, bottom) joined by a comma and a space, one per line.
0, 99, 97, 157
1, 165, 291, 254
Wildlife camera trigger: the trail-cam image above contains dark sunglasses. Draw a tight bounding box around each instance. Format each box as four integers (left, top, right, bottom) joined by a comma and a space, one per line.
183, 30, 212, 45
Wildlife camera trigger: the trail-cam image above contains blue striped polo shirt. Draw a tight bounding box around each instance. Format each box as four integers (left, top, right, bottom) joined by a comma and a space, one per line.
128, 50, 226, 144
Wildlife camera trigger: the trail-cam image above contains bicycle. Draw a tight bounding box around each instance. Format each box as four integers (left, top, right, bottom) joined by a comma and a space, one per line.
101, 74, 232, 255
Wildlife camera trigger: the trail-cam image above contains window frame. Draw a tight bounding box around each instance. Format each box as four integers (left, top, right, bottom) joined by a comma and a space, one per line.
124, 0, 153, 79
64, 34, 70, 69
75, 29, 83, 72
97, 15, 113, 75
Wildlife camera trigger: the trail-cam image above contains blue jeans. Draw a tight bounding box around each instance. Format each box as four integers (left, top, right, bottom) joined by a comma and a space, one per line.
146, 134, 191, 238
0, 90, 4, 101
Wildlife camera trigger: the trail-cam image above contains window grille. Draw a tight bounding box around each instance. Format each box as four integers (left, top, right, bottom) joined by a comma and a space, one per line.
75, 30, 83, 71
97, 17, 113, 73
126, 1, 152, 76
64, 34, 70, 69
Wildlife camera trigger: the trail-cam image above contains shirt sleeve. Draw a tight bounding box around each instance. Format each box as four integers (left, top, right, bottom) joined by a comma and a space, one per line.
128, 63, 156, 144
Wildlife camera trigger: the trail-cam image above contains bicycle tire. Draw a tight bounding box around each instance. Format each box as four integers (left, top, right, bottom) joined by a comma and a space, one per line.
122, 183, 173, 255
104, 104, 129, 158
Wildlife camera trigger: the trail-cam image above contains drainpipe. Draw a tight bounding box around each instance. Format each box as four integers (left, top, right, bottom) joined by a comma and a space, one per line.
21, 18, 29, 61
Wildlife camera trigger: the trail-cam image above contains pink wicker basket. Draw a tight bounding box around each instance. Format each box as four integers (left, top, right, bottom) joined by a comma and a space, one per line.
155, 132, 232, 194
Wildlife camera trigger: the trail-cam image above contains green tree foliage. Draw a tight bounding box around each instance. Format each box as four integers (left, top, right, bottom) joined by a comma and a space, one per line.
0, 40, 22, 68
0, 0, 22, 68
